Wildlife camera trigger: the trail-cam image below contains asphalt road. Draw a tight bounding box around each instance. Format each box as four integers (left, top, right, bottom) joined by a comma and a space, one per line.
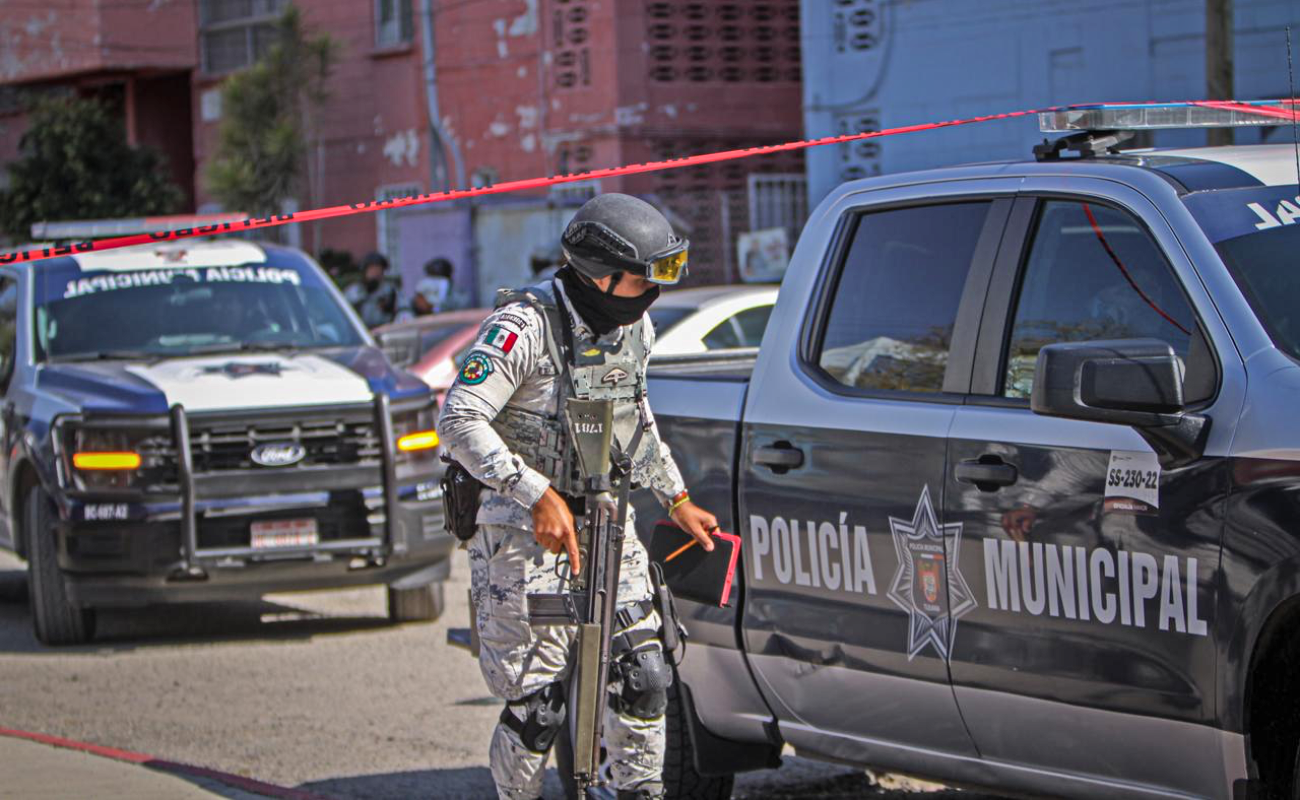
0, 549, 1002, 799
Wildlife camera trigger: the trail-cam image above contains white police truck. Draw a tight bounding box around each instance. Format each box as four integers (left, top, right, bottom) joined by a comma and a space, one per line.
0, 238, 452, 645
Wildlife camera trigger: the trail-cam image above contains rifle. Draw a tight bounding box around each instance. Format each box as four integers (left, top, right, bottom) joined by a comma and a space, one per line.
525, 397, 633, 792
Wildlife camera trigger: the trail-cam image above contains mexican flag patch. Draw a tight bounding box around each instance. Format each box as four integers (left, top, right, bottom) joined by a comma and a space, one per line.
484, 325, 519, 354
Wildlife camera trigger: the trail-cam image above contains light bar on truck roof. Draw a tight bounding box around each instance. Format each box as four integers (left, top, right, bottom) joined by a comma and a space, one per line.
1039, 102, 1299, 133
31, 213, 249, 240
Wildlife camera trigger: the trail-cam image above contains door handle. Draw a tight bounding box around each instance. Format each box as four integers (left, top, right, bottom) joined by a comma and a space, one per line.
955, 457, 1018, 489
753, 443, 804, 470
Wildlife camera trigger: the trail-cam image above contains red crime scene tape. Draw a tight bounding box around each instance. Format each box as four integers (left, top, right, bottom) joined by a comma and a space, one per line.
5, 99, 1298, 266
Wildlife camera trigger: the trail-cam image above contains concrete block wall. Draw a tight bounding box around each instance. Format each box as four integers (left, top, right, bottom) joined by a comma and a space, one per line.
803, 0, 1300, 209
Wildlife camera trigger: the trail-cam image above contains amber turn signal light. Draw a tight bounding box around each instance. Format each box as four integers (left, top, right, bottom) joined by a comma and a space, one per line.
396, 431, 439, 452
73, 451, 142, 471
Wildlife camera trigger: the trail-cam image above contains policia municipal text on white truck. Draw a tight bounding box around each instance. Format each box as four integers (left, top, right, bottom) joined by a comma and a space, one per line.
637, 109, 1300, 798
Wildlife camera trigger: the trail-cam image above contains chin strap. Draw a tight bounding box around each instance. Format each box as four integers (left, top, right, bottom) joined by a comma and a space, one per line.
604, 271, 623, 295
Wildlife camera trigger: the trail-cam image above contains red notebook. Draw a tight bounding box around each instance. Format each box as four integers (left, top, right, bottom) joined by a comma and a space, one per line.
649, 521, 742, 608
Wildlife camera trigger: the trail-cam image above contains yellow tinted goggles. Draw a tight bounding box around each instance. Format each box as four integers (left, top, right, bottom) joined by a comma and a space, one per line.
648, 248, 688, 285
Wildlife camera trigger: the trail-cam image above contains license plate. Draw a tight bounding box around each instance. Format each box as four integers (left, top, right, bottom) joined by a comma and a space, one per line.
250, 518, 319, 549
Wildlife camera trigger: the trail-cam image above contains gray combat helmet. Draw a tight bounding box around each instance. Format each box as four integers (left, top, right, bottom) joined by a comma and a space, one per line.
560, 194, 688, 284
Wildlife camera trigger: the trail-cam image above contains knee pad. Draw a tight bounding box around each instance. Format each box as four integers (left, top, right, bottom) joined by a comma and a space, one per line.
616, 646, 673, 720
500, 681, 566, 754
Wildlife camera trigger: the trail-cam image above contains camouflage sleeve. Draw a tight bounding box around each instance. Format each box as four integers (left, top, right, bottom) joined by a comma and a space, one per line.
639, 314, 688, 507
436, 304, 552, 510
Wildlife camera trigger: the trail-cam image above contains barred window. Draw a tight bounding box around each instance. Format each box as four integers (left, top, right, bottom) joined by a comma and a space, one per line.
376, 183, 423, 268
748, 172, 807, 246
375, 0, 414, 48
199, 0, 286, 74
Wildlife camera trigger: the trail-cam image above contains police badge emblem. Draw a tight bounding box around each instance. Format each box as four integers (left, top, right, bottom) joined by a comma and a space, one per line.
886, 485, 977, 660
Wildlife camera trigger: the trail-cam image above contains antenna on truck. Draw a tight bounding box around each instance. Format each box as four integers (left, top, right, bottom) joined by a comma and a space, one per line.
1287, 27, 1300, 192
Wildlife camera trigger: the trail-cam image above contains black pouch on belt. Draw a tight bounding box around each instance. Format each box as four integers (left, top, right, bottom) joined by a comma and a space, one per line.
649, 561, 687, 662
440, 458, 484, 542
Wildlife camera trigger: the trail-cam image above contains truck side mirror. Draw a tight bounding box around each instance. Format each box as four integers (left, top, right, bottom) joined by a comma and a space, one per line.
377, 328, 422, 369
1030, 338, 1210, 467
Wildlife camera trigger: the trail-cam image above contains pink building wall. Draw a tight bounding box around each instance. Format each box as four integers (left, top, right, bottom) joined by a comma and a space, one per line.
2, 0, 804, 285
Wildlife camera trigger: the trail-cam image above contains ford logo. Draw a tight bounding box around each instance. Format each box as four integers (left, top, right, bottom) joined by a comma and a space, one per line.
250, 442, 306, 468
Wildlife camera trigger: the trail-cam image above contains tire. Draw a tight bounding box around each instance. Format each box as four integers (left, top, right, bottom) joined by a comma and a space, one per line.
663, 680, 734, 800
25, 486, 95, 645
387, 580, 445, 622
1290, 739, 1300, 800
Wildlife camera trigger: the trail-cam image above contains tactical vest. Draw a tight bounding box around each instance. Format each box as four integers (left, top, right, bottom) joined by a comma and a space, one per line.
489, 279, 655, 497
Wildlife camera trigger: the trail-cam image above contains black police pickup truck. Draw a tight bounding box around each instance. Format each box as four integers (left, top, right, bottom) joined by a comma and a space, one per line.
0, 238, 452, 645
640, 114, 1300, 798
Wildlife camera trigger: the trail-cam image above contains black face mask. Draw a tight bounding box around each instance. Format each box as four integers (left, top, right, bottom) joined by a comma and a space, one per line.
558, 266, 660, 337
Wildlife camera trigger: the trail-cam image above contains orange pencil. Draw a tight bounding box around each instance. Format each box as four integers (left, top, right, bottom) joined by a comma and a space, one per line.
664, 539, 698, 563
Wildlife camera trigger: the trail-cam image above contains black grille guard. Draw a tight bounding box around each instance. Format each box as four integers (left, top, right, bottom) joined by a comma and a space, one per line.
167, 394, 407, 579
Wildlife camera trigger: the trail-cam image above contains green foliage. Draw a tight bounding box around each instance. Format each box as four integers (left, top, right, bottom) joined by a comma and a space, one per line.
206, 6, 338, 220
0, 94, 184, 241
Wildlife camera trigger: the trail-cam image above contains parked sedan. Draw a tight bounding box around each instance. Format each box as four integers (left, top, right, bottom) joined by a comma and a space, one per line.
380, 284, 776, 396
647, 284, 779, 356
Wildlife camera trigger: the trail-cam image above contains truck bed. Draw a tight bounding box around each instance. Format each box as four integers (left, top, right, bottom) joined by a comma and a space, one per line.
647, 348, 758, 381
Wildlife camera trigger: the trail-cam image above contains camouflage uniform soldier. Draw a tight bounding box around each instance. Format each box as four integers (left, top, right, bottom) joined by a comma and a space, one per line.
438, 194, 718, 800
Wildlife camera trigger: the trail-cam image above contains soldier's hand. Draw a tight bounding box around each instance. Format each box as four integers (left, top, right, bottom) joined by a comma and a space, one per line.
532, 488, 581, 575
670, 501, 717, 552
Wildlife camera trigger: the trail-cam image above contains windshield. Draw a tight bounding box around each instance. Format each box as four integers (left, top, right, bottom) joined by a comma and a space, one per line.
1185, 186, 1300, 361
647, 307, 692, 335
34, 257, 365, 362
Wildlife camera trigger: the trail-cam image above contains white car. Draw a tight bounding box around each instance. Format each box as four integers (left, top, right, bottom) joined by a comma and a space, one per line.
647, 285, 778, 356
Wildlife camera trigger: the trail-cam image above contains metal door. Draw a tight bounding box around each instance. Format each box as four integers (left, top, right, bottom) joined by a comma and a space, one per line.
944, 183, 1244, 793
736, 180, 1017, 765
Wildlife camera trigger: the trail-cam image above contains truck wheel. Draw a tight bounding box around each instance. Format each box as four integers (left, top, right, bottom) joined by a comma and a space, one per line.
387, 581, 445, 622
1290, 739, 1300, 800
663, 680, 735, 800
25, 486, 95, 645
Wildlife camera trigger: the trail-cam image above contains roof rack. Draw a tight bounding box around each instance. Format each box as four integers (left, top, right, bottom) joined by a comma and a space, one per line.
1033, 130, 1135, 162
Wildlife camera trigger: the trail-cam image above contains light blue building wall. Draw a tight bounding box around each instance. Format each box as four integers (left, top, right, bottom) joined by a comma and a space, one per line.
803, 0, 1300, 208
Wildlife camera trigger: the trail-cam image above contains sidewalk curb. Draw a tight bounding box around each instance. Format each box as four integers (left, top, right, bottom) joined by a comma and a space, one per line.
0, 726, 334, 800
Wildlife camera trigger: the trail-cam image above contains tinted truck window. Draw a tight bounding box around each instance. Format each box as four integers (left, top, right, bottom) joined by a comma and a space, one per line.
817, 202, 990, 393
0, 278, 16, 386
1002, 201, 1206, 400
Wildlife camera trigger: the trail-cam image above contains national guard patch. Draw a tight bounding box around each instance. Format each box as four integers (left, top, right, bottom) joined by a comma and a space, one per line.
458, 352, 494, 385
